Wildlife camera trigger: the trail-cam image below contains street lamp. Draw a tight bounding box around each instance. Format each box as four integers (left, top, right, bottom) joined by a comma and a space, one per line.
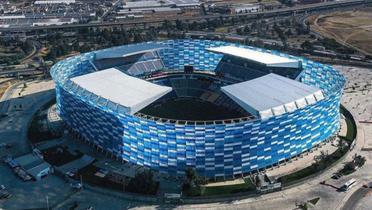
46, 195, 49, 210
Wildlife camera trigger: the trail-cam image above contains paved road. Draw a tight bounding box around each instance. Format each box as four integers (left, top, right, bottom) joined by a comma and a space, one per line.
342, 187, 370, 210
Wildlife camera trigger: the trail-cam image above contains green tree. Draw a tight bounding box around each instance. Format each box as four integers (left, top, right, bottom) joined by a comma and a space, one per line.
126, 170, 158, 195
300, 40, 312, 51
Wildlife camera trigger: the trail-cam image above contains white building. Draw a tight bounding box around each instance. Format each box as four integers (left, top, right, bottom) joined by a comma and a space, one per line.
232, 4, 262, 14
34, 0, 76, 5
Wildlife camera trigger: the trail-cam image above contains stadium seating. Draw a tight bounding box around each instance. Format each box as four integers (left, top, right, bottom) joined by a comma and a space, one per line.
149, 73, 246, 115
215, 56, 301, 81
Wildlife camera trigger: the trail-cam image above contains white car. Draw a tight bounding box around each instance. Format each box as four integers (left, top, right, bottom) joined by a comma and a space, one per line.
70, 182, 82, 190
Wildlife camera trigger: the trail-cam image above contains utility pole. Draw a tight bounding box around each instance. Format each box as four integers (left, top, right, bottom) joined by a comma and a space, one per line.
122, 179, 126, 192
46, 195, 49, 210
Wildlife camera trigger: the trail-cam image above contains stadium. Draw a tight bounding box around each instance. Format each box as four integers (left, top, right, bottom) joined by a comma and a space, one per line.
50, 39, 345, 178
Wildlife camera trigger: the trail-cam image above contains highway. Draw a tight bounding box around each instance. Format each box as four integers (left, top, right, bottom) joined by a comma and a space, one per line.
0, 68, 44, 77
0, 0, 371, 32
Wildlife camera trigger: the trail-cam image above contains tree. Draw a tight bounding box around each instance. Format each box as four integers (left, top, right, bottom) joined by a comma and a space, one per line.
285, 29, 293, 36
183, 168, 207, 196
296, 201, 309, 210
300, 40, 312, 51
185, 167, 198, 187
126, 170, 158, 195
175, 19, 185, 31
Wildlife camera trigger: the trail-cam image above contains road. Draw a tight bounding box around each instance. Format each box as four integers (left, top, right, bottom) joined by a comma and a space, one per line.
0, 0, 370, 32
100, 0, 122, 20
0, 68, 44, 77
341, 187, 370, 210
20, 40, 41, 64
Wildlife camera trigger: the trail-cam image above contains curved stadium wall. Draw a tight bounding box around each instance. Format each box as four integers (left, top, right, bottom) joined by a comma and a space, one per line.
51, 39, 345, 178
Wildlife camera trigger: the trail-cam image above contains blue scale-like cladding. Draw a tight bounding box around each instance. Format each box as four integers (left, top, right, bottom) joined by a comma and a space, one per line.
51, 39, 345, 178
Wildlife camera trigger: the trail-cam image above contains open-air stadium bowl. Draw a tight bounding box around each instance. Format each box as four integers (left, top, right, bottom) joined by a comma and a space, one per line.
50, 39, 345, 178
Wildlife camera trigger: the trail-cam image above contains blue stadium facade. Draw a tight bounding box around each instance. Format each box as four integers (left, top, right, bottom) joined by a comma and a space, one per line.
51, 39, 345, 178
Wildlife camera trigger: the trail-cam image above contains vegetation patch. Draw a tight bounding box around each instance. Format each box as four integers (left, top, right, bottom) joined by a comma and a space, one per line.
126, 170, 159, 195
77, 164, 125, 191
182, 168, 255, 197
339, 154, 366, 176
42, 146, 83, 167
203, 179, 255, 196
308, 197, 320, 205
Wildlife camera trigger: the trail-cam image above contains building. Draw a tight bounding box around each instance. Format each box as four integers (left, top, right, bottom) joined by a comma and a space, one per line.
51, 39, 345, 178
116, 0, 200, 19
121, 0, 200, 9
117, 7, 181, 19
34, 0, 76, 5
13, 153, 52, 181
231, 3, 262, 14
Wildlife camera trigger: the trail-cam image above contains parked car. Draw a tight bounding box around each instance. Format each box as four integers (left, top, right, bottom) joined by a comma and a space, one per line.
363, 182, 372, 188
65, 171, 76, 178
4, 157, 18, 169
0, 143, 12, 149
0, 192, 12, 199
2, 155, 11, 163
13, 167, 32, 181
70, 182, 82, 190
331, 173, 342, 180
0, 185, 12, 200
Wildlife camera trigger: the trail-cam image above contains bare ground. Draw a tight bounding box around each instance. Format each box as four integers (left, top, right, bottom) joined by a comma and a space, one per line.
309, 8, 372, 55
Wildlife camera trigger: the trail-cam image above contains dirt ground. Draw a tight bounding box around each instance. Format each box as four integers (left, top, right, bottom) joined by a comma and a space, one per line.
0, 79, 16, 99
308, 8, 372, 55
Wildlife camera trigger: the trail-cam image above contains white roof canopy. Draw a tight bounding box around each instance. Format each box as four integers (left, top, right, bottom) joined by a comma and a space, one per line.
221, 73, 324, 119
207, 46, 300, 68
71, 68, 172, 114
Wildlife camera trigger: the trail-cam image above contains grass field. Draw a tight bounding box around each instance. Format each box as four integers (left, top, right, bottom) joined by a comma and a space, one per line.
202, 178, 255, 196
309, 8, 372, 55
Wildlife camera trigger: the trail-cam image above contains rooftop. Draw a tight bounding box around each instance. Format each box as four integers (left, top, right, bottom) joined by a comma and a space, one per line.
207, 46, 300, 68
221, 73, 324, 119
14, 153, 43, 167
71, 68, 172, 114
94, 43, 166, 60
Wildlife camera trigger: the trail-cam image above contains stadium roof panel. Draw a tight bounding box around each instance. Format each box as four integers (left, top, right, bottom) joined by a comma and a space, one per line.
94, 43, 166, 60
221, 73, 324, 119
207, 46, 300, 68
71, 68, 172, 114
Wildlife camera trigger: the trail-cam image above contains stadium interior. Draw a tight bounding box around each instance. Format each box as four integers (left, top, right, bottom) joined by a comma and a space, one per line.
91, 49, 302, 122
